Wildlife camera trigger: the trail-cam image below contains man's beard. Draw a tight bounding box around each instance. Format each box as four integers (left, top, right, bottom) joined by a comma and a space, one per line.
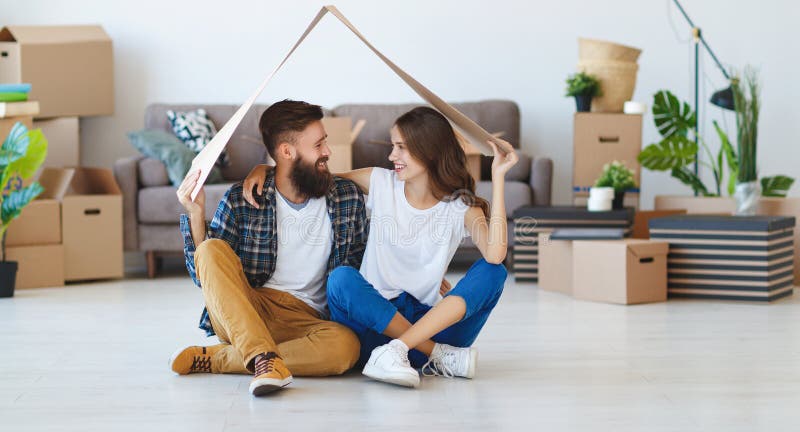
290, 156, 333, 199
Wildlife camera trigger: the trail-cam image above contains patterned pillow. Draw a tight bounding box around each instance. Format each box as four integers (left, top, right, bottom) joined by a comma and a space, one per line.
166, 108, 229, 167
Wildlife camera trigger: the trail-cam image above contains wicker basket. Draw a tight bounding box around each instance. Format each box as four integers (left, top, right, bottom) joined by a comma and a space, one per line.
579, 38, 642, 62
577, 60, 639, 113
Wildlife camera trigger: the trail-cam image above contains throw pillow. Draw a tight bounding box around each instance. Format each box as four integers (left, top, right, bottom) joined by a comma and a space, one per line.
166, 108, 229, 167
127, 129, 224, 187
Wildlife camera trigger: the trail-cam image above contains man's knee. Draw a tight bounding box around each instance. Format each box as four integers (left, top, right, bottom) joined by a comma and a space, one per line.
195, 239, 236, 269
326, 324, 361, 374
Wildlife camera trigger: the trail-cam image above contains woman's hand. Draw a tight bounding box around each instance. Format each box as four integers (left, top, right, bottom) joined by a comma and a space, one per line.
242, 164, 271, 208
439, 279, 452, 296
488, 139, 518, 179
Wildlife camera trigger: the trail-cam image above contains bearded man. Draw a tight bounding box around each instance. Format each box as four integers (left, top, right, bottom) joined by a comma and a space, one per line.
173, 100, 368, 396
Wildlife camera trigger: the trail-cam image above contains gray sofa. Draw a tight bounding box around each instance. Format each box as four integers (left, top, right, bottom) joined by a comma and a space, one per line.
113, 100, 553, 277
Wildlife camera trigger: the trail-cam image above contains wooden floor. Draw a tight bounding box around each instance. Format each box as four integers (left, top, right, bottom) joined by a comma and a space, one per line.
1, 269, 799, 431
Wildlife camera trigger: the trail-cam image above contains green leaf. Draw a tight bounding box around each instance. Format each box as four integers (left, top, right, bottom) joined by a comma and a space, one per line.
653, 90, 696, 138
637, 135, 697, 171
0, 122, 30, 167
713, 121, 738, 195
1, 182, 43, 226
761, 175, 795, 197
7, 129, 48, 180
671, 167, 713, 196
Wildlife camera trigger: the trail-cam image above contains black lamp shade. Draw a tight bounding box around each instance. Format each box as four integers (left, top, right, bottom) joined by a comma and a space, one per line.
710, 86, 735, 110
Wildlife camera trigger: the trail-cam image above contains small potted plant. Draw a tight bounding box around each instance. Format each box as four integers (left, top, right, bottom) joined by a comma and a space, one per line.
594, 160, 636, 209
0, 122, 48, 298
565, 71, 601, 112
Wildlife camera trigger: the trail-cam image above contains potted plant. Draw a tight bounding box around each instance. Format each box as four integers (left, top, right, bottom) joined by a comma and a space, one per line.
594, 160, 636, 209
0, 122, 48, 297
565, 71, 601, 112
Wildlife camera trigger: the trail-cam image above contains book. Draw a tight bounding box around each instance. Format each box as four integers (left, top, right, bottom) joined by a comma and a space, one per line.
0, 84, 32, 93
0, 92, 28, 102
0, 101, 41, 118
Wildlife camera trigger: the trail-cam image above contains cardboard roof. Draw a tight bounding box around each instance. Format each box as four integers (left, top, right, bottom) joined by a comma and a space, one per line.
189, 4, 514, 200
0, 25, 110, 44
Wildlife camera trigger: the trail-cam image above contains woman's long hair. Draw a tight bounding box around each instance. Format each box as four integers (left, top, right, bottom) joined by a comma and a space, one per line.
394, 107, 490, 217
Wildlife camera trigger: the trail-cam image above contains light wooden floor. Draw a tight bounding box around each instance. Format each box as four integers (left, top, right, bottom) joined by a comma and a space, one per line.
1, 269, 799, 431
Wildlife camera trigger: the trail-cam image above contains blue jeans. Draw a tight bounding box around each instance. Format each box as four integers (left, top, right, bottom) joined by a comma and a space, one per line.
326, 259, 507, 368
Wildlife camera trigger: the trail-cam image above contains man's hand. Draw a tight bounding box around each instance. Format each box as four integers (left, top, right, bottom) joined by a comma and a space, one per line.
177, 170, 206, 217
439, 279, 452, 296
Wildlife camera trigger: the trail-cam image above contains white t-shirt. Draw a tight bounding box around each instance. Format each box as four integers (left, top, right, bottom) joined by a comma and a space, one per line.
264, 192, 333, 316
359, 168, 470, 306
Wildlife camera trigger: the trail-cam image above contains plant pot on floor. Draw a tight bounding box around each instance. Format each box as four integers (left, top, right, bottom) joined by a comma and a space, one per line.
612, 191, 625, 209
575, 94, 592, 112
0, 261, 18, 298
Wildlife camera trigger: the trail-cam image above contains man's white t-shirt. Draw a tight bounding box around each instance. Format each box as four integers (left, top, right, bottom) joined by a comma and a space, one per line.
359, 168, 469, 306
264, 191, 332, 316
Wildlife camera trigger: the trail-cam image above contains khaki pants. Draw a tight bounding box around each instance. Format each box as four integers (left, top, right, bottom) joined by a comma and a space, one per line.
195, 239, 360, 376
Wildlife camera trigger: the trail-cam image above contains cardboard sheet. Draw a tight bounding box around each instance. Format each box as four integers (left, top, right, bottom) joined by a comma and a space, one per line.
190, 5, 512, 200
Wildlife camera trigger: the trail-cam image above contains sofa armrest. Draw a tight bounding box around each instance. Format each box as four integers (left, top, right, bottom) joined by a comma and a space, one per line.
530, 157, 553, 206
113, 155, 145, 251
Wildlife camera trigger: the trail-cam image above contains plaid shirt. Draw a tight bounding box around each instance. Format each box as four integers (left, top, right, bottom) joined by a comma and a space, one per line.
180, 170, 368, 336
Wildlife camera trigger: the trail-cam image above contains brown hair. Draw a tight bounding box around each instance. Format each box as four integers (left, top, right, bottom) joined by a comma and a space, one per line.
394, 107, 490, 217
258, 99, 323, 160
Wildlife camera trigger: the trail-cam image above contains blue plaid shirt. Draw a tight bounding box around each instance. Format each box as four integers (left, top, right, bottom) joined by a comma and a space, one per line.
180, 170, 368, 336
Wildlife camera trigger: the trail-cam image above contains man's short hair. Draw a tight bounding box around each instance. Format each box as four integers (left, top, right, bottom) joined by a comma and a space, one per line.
258, 99, 324, 160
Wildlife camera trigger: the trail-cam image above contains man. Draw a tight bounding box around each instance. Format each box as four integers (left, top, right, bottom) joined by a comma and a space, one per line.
172, 100, 368, 396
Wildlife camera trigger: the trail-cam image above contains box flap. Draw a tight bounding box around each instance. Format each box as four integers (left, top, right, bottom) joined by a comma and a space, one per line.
0, 25, 110, 45
67, 167, 121, 196
37, 168, 75, 200
625, 240, 669, 258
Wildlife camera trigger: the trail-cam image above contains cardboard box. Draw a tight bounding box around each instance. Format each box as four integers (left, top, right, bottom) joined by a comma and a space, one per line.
573, 113, 642, 197
6, 244, 65, 288
650, 215, 795, 302
0, 116, 32, 141
572, 239, 669, 304
0, 26, 114, 118
33, 117, 80, 168
4, 200, 61, 246
320, 117, 365, 173
537, 233, 573, 295
38, 167, 123, 281
631, 209, 687, 239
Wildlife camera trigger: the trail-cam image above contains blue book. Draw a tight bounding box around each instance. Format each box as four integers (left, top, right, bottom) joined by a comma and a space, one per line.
0, 83, 32, 93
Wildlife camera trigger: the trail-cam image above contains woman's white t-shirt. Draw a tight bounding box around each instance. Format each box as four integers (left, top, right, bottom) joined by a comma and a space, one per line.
359, 168, 470, 306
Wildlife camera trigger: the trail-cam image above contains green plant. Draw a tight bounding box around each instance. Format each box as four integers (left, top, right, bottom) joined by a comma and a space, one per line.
733, 67, 758, 183
594, 160, 637, 193
0, 122, 48, 262
565, 72, 601, 98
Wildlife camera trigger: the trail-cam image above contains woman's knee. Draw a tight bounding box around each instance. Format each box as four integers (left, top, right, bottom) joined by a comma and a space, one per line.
326, 266, 360, 305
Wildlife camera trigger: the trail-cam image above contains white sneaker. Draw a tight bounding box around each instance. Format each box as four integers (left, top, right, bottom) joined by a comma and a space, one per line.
362, 340, 420, 388
421, 343, 477, 379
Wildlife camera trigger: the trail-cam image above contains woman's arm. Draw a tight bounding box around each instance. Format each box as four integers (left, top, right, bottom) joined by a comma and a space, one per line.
241, 164, 373, 207
464, 140, 518, 264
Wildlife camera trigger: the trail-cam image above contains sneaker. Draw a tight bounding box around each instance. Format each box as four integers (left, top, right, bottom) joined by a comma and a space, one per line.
169, 344, 225, 375
362, 340, 420, 388
421, 343, 477, 379
249, 352, 292, 396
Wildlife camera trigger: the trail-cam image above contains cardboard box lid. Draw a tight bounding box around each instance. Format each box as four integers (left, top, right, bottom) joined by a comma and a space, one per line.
574, 239, 669, 258
37, 167, 121, 199
0, 26, 110, 45
649, 214, 796, 232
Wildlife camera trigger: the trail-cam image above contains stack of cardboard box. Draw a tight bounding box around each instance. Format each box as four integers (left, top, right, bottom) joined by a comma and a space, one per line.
1, 25, 120, 287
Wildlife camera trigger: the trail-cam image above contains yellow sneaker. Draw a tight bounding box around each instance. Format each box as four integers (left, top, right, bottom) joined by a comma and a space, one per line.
249, 352, 293, 396
169, 344, 225, 375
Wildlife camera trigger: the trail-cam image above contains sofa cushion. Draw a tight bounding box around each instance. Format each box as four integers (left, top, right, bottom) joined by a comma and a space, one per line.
138, 183, 234, 223
128, 129, 224, 187
475, 180, 532, 216
138, 158, 170, 187
166, 108, 229, 167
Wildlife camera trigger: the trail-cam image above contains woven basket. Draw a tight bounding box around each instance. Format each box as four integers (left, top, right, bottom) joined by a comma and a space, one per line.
577, 60, 639, 113
579, 38, 642, 62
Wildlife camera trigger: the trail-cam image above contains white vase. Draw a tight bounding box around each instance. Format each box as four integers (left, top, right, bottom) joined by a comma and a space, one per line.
734, 181, 760, 216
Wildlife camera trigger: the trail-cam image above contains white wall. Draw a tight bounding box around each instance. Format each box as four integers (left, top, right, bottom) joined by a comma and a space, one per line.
3, 0, 798, 207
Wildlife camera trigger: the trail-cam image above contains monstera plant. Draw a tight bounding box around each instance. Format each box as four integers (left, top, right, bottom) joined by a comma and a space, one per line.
0, 122, 48, 297
637, 89, 794, 198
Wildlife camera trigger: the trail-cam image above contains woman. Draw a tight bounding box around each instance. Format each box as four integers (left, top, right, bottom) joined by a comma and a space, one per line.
243, 107, 517, 388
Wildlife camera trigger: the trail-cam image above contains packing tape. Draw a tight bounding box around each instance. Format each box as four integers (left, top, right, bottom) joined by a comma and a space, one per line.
190, 5, 513, 200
